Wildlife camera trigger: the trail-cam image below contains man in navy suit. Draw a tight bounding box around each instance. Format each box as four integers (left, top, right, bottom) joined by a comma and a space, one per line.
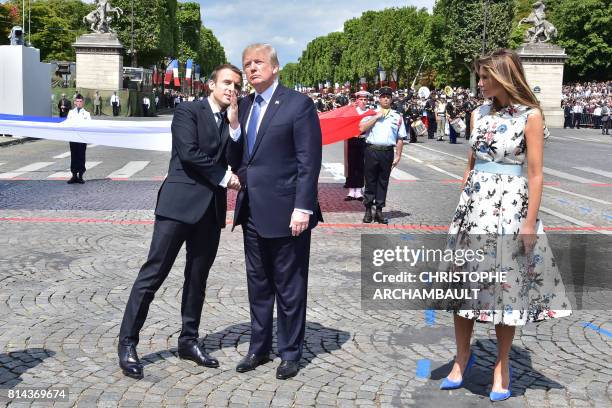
117, 64, 242, 379
228, 43, 322, 379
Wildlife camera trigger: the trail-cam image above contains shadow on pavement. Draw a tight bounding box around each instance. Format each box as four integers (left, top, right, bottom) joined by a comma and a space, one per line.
141, 320, 350, 370
0, 348, 56, 389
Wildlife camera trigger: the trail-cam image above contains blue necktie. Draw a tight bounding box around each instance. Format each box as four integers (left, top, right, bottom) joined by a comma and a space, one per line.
247, 95, 264, 155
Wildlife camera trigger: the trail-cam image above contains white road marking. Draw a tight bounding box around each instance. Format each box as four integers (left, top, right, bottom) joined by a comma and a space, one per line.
48, 161, 102, 178
544, 185, 611, 205
53, 151, 71, 159
425, 164, 462, 179
0, 162, 55, 179
543, 167, 599, 184
390, 168, 419, 180
573, 166, 612, 180
106, 161, 150, 179
322, 162, 345, 181
402, 153, 423, 163
410, 144, 468, 162
539, 206, 611, 235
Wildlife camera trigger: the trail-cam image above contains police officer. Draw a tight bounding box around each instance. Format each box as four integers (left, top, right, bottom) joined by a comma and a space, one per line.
66, 94, 91, 184
359, 87, 407, 224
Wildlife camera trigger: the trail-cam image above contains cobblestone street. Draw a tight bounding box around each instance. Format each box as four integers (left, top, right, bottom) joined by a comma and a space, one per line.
0, 131, 610, 407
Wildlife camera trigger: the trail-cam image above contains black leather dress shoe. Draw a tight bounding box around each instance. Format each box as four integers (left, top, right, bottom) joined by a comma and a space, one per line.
344, 196, 354, 201
118, 343, 143, 379
236, 353, 270, 373
177, 343, 219, 368
276, 360, 299, 380
67, 175, 78, 184
363, 207, 373, 223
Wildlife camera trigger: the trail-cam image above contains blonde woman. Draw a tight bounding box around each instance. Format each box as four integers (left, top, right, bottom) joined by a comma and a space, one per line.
440, 49, 571, 401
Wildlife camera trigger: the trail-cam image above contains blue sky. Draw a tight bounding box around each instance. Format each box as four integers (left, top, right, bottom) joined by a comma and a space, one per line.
191, 0, 435, 67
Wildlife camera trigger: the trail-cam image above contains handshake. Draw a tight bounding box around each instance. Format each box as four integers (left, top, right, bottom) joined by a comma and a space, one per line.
227, 168, 247, 191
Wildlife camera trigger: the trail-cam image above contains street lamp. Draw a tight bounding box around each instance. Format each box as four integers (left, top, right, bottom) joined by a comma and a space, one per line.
482, 0, 489, 54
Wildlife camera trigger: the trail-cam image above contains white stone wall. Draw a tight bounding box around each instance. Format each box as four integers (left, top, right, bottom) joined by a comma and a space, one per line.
522, 62, 565, 128
75, 52, 123, 91
0, 45, 51, 116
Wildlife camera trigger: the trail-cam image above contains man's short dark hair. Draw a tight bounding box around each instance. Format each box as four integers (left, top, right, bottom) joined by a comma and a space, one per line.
209, 64, 242, 85
75, 93, 84, 100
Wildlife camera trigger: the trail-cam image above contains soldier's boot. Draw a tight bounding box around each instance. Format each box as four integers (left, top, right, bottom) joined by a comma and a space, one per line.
67, 173, 78, 184
363, 206, 373, 224
374, 208, 388, 225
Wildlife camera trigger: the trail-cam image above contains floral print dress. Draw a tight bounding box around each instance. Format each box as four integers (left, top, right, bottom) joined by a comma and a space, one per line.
446, 102, 572, 326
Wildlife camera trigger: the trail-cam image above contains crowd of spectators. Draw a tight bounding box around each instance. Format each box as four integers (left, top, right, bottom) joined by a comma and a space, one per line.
561, 81, 611, 132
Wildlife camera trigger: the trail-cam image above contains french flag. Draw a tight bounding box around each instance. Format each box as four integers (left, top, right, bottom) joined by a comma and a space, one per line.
172, 60, 180, 87
186, 59, 193, 86
164, 60, 176, 86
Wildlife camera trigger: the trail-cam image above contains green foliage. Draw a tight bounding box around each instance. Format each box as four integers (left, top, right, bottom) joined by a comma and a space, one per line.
549, 0, 611, 81
0, 3, 20, 45
198, 26, 226, 78
176, 2, 200, 64
111, 0, 177, 67
279, 62, 299, 88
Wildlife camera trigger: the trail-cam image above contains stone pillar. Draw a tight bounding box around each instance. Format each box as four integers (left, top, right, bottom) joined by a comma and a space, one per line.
73, 33, 124, 91
0, 45, 51, 116
517, 43, 568, 128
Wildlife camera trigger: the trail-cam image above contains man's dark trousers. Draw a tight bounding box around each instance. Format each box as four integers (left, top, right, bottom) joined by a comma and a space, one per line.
119, 204, 220, 347
242, 202, 310, 361
363, 146, 393, 208
69, 142, 87, 175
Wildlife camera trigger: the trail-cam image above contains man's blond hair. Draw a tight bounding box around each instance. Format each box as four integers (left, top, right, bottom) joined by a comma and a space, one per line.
242, 43, 280, 68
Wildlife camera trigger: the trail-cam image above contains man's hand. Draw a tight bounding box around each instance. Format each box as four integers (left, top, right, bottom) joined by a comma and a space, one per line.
227, 173, 241, 190
392, 156, 401, 168
227, 90, 239, 129
289, 210, 310, 236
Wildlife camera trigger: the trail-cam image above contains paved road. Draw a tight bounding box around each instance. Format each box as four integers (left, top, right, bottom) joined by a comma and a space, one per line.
0, 127, 610, 407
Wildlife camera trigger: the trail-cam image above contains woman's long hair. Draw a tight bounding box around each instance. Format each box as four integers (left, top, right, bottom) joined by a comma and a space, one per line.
474, 49, 542, 114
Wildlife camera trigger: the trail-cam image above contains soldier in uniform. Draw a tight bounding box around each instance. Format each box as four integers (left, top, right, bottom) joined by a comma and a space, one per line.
65, 94, 91, 184
93, 90, 102, 116
343, 91, 370, 201
359, 87, 407, 224
57, 93, 72, 118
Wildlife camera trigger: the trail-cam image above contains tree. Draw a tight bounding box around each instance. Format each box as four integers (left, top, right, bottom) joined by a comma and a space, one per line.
549, 0, 611, 81
0, 3, 20, 45
198, 26, 226, 78
111, 0, 178, 67
176, 1, 200, 64
9, 0, 92, 61
279, 62, 299, 88
431, 0, 515, 89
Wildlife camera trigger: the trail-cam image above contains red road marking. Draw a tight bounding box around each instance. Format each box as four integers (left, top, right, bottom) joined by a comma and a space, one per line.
589, 183, 612, 187
441, 179, 462, 183
1, 217, 610, 232
544, 182, 561, 186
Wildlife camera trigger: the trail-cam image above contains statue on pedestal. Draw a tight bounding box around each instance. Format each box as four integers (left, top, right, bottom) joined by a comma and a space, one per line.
83, 0, 123, 34
519, 1, 558, 43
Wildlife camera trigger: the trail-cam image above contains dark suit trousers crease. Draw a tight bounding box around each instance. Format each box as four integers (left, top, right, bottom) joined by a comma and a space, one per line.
69, 142, 87, 174
119, 203, 221, 346
242, 201, 311, 361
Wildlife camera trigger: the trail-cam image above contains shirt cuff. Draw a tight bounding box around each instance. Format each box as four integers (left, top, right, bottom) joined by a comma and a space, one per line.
229, 125, 241, 141
295, 208, 313, 215
219, 170, 233, 187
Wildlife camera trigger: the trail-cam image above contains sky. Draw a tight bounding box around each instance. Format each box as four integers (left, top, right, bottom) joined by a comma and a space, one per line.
192, 0, 435, 67
78, 0, 435, 67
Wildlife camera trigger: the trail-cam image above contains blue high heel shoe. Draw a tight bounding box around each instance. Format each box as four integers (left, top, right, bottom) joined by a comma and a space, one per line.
440, 353, 476, 390
489, 366, 513, 402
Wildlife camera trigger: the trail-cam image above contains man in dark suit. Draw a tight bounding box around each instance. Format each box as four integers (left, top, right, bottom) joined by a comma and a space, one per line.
228, 43, 322, 380
117, 64, 242, 379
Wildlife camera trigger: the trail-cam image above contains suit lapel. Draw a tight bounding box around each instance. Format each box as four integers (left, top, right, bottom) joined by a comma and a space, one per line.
200, 99, 219, 141
249, 85, 286, 161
